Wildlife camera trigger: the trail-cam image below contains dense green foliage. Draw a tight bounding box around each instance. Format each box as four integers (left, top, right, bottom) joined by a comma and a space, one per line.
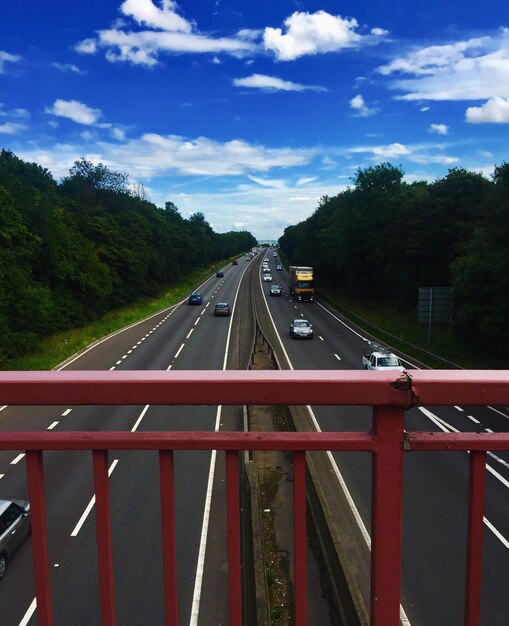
279, 162, 509, 357
0, 150, 256, 364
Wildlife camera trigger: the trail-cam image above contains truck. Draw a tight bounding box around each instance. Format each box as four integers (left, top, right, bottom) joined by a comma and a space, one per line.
289, 266, 314, 302
362, 343, 405, 372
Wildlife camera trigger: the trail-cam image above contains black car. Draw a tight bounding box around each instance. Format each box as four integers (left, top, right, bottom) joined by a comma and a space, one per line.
214, 302, 231, 316
216, 271, 224, 278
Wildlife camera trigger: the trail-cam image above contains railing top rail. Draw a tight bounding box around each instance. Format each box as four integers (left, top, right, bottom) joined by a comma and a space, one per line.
0, 370, 508, 407
0, 430, 508, 452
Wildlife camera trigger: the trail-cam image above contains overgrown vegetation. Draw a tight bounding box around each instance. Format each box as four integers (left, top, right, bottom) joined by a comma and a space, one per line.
279, 162, 509, 365
0, 150, 256, 366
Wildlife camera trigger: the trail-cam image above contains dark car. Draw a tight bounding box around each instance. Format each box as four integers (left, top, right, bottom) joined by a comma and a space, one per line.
232, 259, 238, 265
0, 499, 31, 579
289, 319, 314, 339
270, 284, 282, 296
214, 302, 231, 316
216, 271, 224, 278
188, 293, 203, 305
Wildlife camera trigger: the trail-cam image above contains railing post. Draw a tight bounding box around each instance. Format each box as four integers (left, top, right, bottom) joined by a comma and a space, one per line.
26, 450, 54, 626
371, 406, 404, 625
93, 450, 116, 626
159, 450, 178, 626
465, 451, 486, 625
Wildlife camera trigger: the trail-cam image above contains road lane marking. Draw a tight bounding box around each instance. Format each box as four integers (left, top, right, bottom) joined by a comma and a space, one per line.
62, 409, 72, 416
334, 354, 341, 361
70, 459, 119, 537
468, 415, 480, 424
419, 407, 509, 547
131, 404, 150, 432
484, 518, 509, 549
18, 597, 36, 626
174, 343, 185, 359
11, 454, 24, 464
190, 267, 246, 626
47, 421, 59, 430
186, 328, 194, 339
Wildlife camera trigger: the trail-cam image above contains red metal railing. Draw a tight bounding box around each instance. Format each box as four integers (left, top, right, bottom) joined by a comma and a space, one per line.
0, 370, 508, 626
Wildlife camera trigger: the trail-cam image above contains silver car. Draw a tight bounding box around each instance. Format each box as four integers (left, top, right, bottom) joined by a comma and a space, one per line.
0, 499, 31, 579
289, 319, 314, 339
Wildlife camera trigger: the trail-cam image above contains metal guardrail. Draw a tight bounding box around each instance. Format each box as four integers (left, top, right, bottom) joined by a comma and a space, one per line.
0, 370, 508, 626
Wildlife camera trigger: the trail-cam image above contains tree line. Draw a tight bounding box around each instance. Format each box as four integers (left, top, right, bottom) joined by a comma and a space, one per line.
278, 162, 509, 357
0, 150, 256, 364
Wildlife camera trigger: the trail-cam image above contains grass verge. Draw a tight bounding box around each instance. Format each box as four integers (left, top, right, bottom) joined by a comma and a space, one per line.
5, 262, 225, 371
319, 288, 507, 369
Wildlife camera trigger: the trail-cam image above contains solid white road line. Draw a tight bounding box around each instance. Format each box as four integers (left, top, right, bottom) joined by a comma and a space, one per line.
70, 460, 119, 537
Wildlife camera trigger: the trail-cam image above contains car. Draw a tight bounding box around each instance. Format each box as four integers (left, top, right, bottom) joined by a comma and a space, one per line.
263, 267, 270, 274
273, 252, 278, 257
232, 259, 238, 265
362, 346, 404, 371
276, 264, 282, 271
262, 274, 272, 282
289, 319, 314, 339
270, 284, 282, 296
188, 293, 203, 305
0, 499, 30, 579
216, 271, 224, 278
214, 302, 231, 316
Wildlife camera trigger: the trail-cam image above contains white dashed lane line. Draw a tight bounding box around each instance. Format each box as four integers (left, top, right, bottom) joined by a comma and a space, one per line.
11, 454, 25, 465
47, 421, 59, 430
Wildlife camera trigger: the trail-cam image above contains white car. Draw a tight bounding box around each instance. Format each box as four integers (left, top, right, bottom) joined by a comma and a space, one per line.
263, 274, 273, 282
362, 347, 404, 371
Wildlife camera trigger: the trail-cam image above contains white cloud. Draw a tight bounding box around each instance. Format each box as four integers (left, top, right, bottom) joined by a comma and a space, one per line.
74, 39, 97, 54
45, 99, 103, 125
0, 104, 29, 118
371, 28, 389, 37
371, 143, 410, 158
429, 123, 448, 134
296, 176, 317, 186
350, 94, 378, 117
247, 175, 287, 188
52, 62, 85, 74
263, 11, 385, 61
17, 132, 313, 183
233, 73, 326, 92
0, 122, 27, 134
466, 97, 509, 123
111, 127, 126, 140
120, 0, 193, 33
0, 51, 22, 73
379, 34, 509, 101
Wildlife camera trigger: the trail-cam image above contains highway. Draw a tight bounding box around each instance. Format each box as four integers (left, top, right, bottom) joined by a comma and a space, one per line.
1, 249, 508, 625
0, 260, 253, 626
258, 251, 509, 626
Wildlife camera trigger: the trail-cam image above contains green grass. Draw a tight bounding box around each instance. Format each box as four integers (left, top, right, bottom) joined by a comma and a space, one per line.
6, 262, 225, 371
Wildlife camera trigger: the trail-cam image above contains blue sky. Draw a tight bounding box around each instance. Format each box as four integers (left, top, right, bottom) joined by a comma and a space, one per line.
1, 1, 508, 240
